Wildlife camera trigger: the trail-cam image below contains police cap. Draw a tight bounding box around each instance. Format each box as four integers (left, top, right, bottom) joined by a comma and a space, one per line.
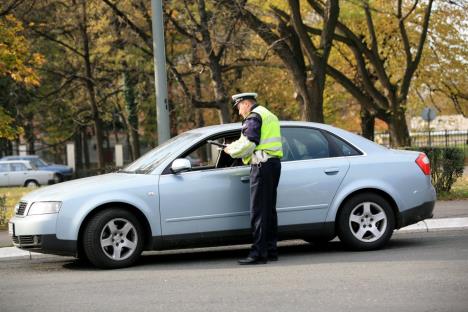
232, 92, 257, 108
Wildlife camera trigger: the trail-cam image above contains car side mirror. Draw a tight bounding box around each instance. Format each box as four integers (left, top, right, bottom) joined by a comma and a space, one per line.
171, 158, 192, 174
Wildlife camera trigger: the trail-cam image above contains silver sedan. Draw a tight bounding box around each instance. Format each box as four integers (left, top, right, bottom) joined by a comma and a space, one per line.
0, 160, 55, 187
8, 122, 436, 268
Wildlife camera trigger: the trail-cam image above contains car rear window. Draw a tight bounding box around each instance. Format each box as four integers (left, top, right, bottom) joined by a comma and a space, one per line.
281, 127, 362, 161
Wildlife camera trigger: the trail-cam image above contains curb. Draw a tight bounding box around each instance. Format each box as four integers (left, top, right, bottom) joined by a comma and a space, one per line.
1, 217, 468, 261
395, 217, 468, 233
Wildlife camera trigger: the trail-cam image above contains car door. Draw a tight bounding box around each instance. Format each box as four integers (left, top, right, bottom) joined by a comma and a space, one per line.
277, 127, 351, 226
0, 164, 10, 186
8, 163, 28, 186
158, 138, 251, 237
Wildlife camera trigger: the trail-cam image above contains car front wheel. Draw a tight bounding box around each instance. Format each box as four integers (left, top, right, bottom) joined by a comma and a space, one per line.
25, 180, 39, 188
83, 208, 144, 269
337, 193, 395, 251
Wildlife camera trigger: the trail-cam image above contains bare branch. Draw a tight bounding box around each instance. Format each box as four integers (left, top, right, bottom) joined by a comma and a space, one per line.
30, 28, 85, 58
101, 0, 152, 49
399, 0, 434, 102
397, 0, 413, 67
364, 3, 379, 57
165, 10, 200, 42
289, 0, 320, 65
0, 0, 25, 16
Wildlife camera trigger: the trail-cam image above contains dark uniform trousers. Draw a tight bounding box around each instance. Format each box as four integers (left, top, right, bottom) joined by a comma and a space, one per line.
248, 157, 281, 259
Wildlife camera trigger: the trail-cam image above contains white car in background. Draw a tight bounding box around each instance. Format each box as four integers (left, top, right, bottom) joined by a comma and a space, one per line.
0, 160, 55, 187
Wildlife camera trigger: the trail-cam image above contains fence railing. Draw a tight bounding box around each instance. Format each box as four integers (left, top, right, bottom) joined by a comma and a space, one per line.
374, 130, 468, 162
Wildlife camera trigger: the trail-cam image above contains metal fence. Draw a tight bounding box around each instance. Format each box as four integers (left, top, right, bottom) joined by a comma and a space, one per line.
375, 130, 468, 159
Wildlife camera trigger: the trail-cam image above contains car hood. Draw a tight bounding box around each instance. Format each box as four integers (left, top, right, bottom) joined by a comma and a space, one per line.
42, 164, 73, 172
21, 172, 157, 202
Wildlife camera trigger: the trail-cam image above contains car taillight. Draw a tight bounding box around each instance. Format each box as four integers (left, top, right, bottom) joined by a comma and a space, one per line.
415, 153, 431, 175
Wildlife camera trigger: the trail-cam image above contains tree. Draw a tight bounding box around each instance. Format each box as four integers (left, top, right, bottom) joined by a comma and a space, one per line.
412, 1, 467, 117
217, 0, 339, 122
0, 11, 44, 140
314, 0, 435, 146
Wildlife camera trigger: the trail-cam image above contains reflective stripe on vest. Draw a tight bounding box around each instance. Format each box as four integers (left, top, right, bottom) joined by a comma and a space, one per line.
242, 106, 283, 164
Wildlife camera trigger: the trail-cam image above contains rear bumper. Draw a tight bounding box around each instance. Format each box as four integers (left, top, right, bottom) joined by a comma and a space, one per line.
397, 200, 435, 229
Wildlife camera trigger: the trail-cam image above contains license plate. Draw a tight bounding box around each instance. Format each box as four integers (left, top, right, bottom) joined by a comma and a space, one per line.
8, 222, 14, 237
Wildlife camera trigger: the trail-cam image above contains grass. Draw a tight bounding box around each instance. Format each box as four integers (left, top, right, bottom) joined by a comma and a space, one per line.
437, 175, 468, 201
0, 187, 34, 230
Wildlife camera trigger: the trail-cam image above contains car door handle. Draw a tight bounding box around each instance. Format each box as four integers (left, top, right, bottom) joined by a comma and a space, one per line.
324, 168, 340, 175
240, 176, 250, 183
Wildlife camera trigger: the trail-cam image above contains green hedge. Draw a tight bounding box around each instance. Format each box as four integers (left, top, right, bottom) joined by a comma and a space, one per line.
406, 147, 464, 193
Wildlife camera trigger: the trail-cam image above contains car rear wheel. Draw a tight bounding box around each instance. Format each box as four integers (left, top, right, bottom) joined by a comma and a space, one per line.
83, 208, 144, 269
25, 180, 39, 188
337, 193, 395, 251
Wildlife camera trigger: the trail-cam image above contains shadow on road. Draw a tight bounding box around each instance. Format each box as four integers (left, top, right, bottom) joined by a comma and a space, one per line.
61, 235, 436, 271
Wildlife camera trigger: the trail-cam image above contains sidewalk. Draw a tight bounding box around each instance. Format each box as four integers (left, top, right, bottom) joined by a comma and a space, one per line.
0, 199, 466, 261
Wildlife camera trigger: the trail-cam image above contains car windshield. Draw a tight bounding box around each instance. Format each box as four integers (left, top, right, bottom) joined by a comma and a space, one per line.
122, 132, 202, 174
32, 158, 47, 167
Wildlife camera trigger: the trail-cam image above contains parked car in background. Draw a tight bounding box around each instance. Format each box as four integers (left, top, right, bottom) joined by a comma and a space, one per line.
0, 160, 55, 187
8, 122, 436, 269
1, 155, 73, 182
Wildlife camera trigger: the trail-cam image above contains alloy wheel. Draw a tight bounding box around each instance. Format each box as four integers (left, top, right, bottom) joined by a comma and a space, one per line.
100, 218, 138, 261
348, 202, 388, 243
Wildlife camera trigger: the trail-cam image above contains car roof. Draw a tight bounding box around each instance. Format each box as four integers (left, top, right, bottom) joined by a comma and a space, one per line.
2, 155, 39, 159
0, 160, 32, 165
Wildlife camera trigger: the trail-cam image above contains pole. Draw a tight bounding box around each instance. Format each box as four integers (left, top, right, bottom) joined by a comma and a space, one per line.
151, 0, 170, 144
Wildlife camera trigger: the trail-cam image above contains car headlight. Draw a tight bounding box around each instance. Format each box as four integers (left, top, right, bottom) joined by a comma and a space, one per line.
28, 202, 62, 215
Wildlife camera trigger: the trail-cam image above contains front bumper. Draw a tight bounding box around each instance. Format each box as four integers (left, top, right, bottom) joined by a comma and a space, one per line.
397, 200, 435, 229
9, 214, 77, 256
11, 234, 77, 256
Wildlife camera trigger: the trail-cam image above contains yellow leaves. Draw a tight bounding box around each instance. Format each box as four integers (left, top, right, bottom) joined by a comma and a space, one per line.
0, 107, 24, 140
0, 15, 45, 87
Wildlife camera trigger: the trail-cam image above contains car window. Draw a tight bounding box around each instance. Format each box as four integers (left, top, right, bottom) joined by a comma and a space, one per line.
323, 132, 362, 156
282, 127, 330, 161
11, 163, 27, 171
0, 164, 9, 172
185, 141, 221, 169
32, 158, 47, 167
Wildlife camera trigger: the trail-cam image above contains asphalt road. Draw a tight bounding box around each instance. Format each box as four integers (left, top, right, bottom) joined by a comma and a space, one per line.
0, 230, 467, 312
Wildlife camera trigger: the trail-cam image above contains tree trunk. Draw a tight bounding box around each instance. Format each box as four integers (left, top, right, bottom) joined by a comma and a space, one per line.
209, 62, 230, 124
82, 127, 90, 169
123, 70, 140, 159
79, 0, 104, 169
24, 114, 35, 154
307, 77, 325, 122
388, 108, 411, 147
74, 128, 83, 171
360, 106, 375, 141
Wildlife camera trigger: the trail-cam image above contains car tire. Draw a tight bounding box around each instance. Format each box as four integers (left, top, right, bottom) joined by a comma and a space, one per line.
53, 173, 62, 183
25, 180, 39, 188
83, 208, 144, 269
337, 193, 395, 251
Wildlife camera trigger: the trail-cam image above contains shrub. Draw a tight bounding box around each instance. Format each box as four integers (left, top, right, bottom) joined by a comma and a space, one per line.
0, 194, 6, 225
407, 147, 464, 193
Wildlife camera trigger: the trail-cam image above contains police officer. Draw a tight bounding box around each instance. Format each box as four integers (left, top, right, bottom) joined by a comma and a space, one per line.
224, 92, 283, 265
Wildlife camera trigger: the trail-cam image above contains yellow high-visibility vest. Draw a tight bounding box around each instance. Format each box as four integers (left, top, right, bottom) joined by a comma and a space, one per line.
242, 106, 283, 164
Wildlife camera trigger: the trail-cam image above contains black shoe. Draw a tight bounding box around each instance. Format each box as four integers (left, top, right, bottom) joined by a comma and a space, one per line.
238, 256, 267, 265
268, 255, 278, 261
